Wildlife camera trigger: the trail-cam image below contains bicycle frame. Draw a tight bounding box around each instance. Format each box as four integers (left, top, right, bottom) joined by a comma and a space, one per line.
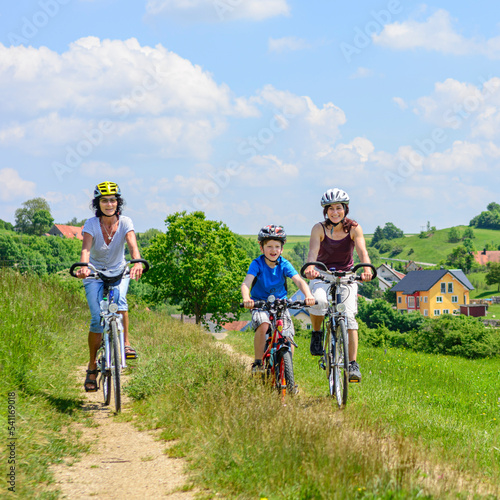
262, 302, 296, 399
300, 261, 377, 408
100, 285, 126, 372
70, 259, 149, 412
243, 296, 310, 400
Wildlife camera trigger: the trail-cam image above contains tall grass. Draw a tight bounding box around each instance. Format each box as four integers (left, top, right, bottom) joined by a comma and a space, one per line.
2, 269, 498, 498
0, 269, 90, 498
126, 312, 500, 498
224, 331, 500, 498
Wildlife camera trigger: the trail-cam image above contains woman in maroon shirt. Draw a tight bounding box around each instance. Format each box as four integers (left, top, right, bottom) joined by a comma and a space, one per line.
304, 188, 373, 382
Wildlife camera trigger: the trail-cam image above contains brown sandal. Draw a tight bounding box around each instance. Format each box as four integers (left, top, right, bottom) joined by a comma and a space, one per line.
84, 369, 99, 392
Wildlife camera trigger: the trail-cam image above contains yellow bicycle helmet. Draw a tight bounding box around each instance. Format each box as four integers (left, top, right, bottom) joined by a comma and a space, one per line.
94, 181, 121, 198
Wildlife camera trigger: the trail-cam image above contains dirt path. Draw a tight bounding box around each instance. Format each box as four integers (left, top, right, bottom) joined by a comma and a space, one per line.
49, 366, 196, 499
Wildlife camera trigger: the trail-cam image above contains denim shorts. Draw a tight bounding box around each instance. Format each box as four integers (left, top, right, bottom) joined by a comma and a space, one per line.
84, 276, 130, 333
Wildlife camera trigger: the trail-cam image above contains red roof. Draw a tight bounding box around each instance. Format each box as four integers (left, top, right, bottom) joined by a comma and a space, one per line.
222, 321, 250, 331
54, 224, 84, 240
474, 251, 500, 266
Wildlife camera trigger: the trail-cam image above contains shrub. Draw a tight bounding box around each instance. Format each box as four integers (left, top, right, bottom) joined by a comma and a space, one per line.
408, 314, 500, 359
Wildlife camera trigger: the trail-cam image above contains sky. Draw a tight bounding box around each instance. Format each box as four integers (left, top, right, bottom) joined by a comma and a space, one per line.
1, 0, 499, 235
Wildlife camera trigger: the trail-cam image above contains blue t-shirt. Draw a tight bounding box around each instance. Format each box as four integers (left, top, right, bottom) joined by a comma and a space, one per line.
248, 255, 298, 301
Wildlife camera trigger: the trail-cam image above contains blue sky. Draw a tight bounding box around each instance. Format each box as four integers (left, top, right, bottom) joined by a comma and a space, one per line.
1, 0, 499, 235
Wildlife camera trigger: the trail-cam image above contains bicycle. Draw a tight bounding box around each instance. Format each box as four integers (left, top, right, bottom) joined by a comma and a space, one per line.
70, 259, 150, 412
300, 262, 377, 408
242, 296, 314, 400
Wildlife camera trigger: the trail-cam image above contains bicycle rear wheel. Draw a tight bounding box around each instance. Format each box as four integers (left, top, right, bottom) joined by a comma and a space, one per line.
110, 320, 122, 412
275, 350, 295, 397
333, 319, 349, 407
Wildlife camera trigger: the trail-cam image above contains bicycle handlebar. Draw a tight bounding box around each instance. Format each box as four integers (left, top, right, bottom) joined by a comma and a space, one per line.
240, 297, 317, 310
299, 261, 377, 281
69, 259, 150, 278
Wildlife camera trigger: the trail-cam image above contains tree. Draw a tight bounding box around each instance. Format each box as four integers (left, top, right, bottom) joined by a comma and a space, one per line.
65, 217, 86, 227
32, 209, 54, 236
0, 219, 14, 231
469, 202, 500, 230
447, 227, 461, 243
15, 197, 54, 235
358, 277, 382, 299
371, 222, 404, 248
291, 242, 308, 266
370, 225, 384, 247
462, 227, 475, 240
486, 262, 500, 292
444, 246, 475, 273
382, 222, 404, 240
143, 211, 250, 326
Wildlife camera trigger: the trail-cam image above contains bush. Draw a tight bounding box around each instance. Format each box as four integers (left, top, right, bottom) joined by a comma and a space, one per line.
377, 241, 392, 253
358, 298, 427, 333
408, 314, 500, 359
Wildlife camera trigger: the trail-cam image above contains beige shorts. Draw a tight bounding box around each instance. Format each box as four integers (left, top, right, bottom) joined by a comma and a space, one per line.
308, 279, 359, 330
251, 308, 295, 337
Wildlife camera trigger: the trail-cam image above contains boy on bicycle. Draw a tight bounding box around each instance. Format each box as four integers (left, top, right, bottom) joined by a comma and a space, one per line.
241, 225, 315, 373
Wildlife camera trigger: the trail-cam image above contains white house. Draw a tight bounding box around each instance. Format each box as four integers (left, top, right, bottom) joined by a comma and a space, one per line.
376, 263, 406, 292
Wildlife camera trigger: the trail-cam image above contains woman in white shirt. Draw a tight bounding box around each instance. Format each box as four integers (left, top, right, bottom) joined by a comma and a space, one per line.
76, 181, 144, 392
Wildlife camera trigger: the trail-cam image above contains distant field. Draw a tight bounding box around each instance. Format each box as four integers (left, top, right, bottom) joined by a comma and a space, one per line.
375, 226, 500, 265
240, 234, 310, 245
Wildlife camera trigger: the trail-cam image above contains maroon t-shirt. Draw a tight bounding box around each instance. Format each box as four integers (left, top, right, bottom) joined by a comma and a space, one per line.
316, 223, 354, 271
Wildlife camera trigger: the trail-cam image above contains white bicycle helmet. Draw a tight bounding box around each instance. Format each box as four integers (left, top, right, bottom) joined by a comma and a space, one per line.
320, 188, 350, 207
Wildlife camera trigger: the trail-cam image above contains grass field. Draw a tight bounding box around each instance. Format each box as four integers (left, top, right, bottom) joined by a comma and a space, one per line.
374, 226, 500, 265
2, 269, 500, 498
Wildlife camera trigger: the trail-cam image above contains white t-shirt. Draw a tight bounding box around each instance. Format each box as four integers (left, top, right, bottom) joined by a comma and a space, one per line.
82, 216, 134, 274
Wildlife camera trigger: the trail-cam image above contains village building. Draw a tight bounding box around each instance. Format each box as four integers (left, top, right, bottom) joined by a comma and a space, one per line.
47, 224, 84, 241
391, 269, 474, 317
376, 263, 405, 291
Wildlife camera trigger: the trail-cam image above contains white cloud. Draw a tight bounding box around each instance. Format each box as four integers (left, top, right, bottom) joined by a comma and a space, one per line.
146, 0, 290, 22
349, 67, 373, 79
393, 97, 408, 110
373, 9, 500, 59
255, 85, 345, 135
0, 169, 36, 202
268, 36, 310, 53
411, 77, 500, 139
0, 38, 254, 159
425, 141, 484, 173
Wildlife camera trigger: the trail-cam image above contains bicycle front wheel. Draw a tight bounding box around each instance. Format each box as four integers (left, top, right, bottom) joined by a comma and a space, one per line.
275, 350, 295, 396
110, 319, 122, 412
333, 319, 349, 408
325, 320, 335, 397
97, 345, 111, 406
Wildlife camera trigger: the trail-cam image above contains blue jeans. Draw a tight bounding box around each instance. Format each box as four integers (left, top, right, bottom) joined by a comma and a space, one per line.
84, 277, 130, 333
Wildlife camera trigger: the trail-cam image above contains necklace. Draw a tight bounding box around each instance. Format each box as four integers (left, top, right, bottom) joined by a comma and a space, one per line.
100, 219, 117, 243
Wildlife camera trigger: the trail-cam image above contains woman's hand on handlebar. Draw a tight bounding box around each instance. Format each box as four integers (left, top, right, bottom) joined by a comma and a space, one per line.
304, 265, 319, 279
361, 271, 373, 282
129, 262, 144, 280
305, 296, 316, 306
75, 266, 91, 279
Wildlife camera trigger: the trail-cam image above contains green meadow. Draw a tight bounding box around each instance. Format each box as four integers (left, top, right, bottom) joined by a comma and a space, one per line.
1, 269, 499, 499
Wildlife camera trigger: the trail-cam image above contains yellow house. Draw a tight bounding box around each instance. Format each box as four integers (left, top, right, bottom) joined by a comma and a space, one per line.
390, 269, 474, 317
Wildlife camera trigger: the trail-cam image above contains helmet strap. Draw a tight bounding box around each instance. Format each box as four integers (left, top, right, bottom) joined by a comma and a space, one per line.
101, 211, 118, 219
264, 255, 280, 265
